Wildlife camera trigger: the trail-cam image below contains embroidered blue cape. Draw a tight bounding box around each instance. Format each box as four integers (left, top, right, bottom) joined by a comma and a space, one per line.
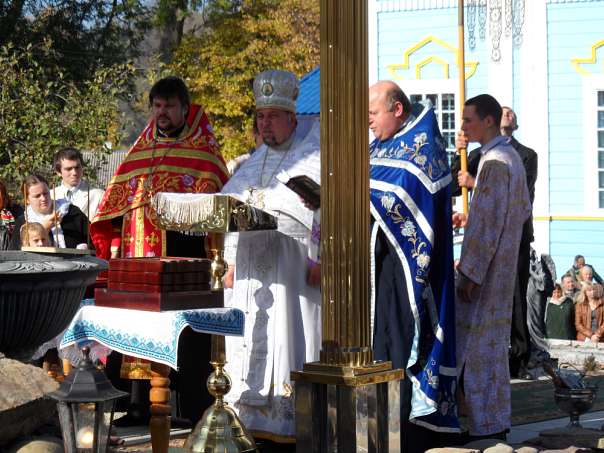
370, 103, 459, 432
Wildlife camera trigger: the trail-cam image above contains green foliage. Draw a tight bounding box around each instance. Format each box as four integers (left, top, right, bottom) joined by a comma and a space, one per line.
0, 43, 137, 196
0, 0, 150, 85
168, 0, 319, 160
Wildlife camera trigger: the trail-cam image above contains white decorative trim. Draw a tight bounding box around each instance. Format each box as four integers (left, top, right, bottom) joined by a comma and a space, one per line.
369, 201, 421, 371
547, 0, 601, 3
582, 76, 604, 213
369, 221, 380, 346
369, 0, 379, 86
370, 179, 435, 246
376, 0, 457, 12
487, 2, 514, 105
371, 158, 453, 194
521, 0, 550, 256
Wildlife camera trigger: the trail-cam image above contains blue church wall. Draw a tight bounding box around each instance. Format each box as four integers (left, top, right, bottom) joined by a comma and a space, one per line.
373, 1, 604, 280
550, 220, 604, 278
547, 0, 604, 277
376, 7, 489, 98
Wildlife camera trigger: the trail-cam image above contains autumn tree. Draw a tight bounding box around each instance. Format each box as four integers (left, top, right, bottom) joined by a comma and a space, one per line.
0, 43, 136, 193
0, 0, 149, 84
168, 0, 319, 160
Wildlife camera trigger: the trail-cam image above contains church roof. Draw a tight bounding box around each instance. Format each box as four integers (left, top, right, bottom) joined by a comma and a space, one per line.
296, 66, 320, 116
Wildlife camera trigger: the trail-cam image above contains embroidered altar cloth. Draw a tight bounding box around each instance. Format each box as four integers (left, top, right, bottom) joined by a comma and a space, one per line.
60, 305, 244, 369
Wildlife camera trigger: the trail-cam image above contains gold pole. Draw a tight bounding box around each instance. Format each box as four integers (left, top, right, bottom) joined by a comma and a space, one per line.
23, 184, 29, 247
319, 0, 371, 367
52, 183, 60, 246
298, 0, 391, 377
458, 0, 469, 214
292, 3, 403, 450
87, 183, 91, 250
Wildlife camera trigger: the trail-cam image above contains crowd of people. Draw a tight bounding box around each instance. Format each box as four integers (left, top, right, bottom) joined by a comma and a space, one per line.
544, 255, 604, 342
0, 147, 101, 251
4, 70, 601, 451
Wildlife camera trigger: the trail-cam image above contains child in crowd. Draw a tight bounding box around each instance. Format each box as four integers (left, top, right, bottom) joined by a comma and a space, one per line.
20, 222, 50, 248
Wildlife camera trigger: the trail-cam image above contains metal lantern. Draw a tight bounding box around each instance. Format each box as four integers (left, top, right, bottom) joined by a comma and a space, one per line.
49, 347, 128, 453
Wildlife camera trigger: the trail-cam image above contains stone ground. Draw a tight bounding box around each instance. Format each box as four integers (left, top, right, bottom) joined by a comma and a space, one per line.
112, 437, 295, 452
106, 410, 604, 452
4, 357, 604, 452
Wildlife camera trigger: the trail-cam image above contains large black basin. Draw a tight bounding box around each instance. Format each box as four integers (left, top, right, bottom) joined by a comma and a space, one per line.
0, 251, 107, 359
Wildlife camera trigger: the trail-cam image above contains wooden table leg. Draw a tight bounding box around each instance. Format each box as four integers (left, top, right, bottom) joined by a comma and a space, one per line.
149, 363, 171, 453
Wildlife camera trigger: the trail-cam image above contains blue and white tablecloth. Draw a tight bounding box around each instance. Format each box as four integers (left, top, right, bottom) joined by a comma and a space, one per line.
59, 305, 245, 369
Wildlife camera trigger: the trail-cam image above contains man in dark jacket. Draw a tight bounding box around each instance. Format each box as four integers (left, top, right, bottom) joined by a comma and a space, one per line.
451, 106, 537, 379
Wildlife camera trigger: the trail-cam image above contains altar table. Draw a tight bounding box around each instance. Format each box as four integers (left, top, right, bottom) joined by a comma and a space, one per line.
59, 305, 245, 453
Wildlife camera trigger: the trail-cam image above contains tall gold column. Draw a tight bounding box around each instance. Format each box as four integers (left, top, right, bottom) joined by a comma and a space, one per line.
319, 0, 371, 368
292, 1, 403, 451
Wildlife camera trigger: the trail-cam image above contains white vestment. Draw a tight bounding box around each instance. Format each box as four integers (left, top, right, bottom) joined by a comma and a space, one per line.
221, 122, 321, 439
52, 180, 105, 220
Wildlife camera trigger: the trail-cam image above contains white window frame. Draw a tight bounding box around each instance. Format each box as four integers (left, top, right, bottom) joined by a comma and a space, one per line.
582, 76, 604, 213
397, 79, 459, 160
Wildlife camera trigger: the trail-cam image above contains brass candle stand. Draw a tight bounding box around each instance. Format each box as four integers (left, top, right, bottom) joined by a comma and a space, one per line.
185, 336, 257, 453
152, 193, 277, 453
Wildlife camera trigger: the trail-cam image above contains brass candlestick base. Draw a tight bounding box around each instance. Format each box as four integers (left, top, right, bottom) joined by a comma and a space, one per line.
185, 360, 257, 453
206, 232, 227, 291
210, 248, 227, 291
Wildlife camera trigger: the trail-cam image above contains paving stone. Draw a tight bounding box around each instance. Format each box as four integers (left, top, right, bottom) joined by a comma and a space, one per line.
0, 358, 59, 446
6, 436, 63, 453
483, 443, 514, 453
425, 448, 479, 453
539, 426, 604, 450
464, 439, 513, 451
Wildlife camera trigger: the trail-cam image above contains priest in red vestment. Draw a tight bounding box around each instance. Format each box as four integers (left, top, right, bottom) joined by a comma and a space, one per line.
90, 76, 229, 425
91, 76, 229, 260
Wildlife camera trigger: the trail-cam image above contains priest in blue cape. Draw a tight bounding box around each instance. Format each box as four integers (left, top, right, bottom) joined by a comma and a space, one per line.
369, 81, 459, 451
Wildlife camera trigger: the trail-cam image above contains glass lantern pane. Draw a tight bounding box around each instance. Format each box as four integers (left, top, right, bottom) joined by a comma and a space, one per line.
600, 191, 604, 209
427, 94, 437, 107
599, 131, 604, 148
410, 94, 422, 104
599, 171, 604, 189
598, 91, 604, 107
74, 403, 96, 451
598, 111, 604, 128
599, 151, 604, 169
94, 400, 115, 453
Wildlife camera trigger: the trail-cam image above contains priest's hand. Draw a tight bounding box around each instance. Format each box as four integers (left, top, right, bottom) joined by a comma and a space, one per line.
456, 271, 477, 304
307, 262, 321, 287
591, 334, 600, 343
224, 265, 235, 289
457, 171, 475, 189
452, 211, 467, 228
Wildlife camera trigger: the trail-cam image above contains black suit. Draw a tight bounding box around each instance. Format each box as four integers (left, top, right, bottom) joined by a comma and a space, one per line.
451, 136, 538, 377
10, 204, 89, 249
450, 136, 537, 204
